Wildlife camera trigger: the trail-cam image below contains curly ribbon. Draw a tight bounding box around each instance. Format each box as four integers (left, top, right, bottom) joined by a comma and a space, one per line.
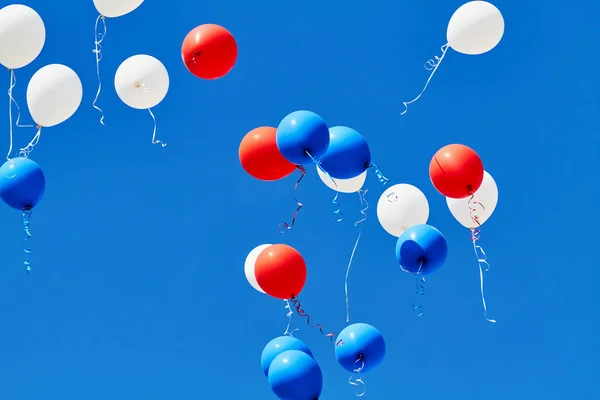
348, 356, 366, 397
369, 162, 397, 203
19, 126, 42, 158
345, 189, 368, 323
412, 262, 426, 316
278, 165, 306, 232
7, 69, 34, 160
133, 82, 166, 146
401, 43, 449, 115
92, 15, 107, 125
283, 299, 299, 337
306, 151, 343, 222
290, 296, 344, 345
22, 207, 32, 274
468, 195, 496, 323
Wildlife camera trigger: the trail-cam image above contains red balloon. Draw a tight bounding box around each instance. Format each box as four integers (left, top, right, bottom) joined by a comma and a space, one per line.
255, 244, 306, 299
429, 144, 484, 199
181, 24, 238, 79
239, 127, 297, 181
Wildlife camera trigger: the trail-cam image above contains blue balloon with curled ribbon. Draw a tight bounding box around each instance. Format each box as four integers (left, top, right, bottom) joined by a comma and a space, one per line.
276, 110, 330, 165
335, 322, 386, 374
319, 126, 371, 179
268, 349, 323, 400
261, 336, 314, 377
0, 157, 46, 210
395, 224, 448, 275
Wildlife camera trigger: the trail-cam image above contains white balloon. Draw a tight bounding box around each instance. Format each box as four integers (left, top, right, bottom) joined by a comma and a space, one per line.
377, 184, 429, 237
244, 244, 272, 294
114, 54, 169, 110
93, 0, 145, 18
446, 170, 498, 228
27, 64, 83, 128
0, 4, 45, 69
316, 166, 367, 193
447, 1, 504, 55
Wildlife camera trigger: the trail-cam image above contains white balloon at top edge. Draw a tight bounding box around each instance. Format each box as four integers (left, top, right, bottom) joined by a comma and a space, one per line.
244, 244, 271, 294
93, 0, 145, 18
316, 166, 367, 194
447, 1, 504, 55
0, 4, 45, 69
114, 54, 169, 110
446, 170, 498, 228
377, 184, 429, 237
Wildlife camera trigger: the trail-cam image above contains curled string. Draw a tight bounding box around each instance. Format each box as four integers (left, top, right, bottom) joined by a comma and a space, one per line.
345, 189, 368, 323
412, 262, 426, 316
369, 162, 397, 203
19, 126, 42, 158
92, 15, 107, 125
290, 296, 344, 345
22, 207, 32, 274
306, 151, 343, 222
7, 70, 34, 160
348, 357, 366, 397
147, 109, 166, 147
468, 195, 496, 323
283, 299, 299, 337
278, 165, 306, 233
401, 43, 449, 115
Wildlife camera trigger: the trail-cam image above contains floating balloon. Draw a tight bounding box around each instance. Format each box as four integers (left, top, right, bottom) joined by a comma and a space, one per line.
447, 1, 505, 55
276, 111, 330, 165
93, 0, 145, 18
447, 170, 498, 228
268, 350, 323, 400
0, 4, 45, 70
182, 24, 238, 79
429, 144, 484, 199
27, 64, 83, 128
317, 166, 366, 193
335, 323, 386, 374
261, 336, 314, 377
239, 127, 297, 181
0, 158, 45, 210
396, 224, 448, 275
377, 184, 429, 237
244, 244, 271, 294
114, 54, 169, 110
319, 126, 371, 179
255, 244, 306, 300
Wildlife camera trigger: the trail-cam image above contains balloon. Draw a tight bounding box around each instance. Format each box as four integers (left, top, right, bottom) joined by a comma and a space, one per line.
0, 4, 45, 69
93, 0, 145, 18
244, 244, 271, 294
447, 1, 504, 55
377, 184, 429, 237
276, 111, 330, 165
316, 166, 366, 193
114, 54, 169, 110
319, 126, 371, 179
446, 170, 498, 228
27, 64, 83, 128
182, 24, 238, 79
255, 244, 306, 300
239, 127, 297, 181
268, 350, 323, 400
429, 144, 484, 199
0, 158, 45, 210
261, 336, 313, 377
395, 224, 448, 275
335, 323, 386, 374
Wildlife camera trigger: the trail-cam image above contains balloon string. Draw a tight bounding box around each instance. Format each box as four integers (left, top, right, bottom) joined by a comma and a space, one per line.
369, 162, 397, 203
345, 189, 368, 323
278, 165, 306, 233
348, 356, 366, 397
401, 43, 449, 115
306, 151, 343, 222
92, 14, 107, 125
468, 195, 496, 323
7, 70, 34, 160
19, 126, 42, 158
283, 299, 299, 337
22, 207, 32, 274
412, 262, 426, 316
290, 296, 344, 345
147, 108, 166, 147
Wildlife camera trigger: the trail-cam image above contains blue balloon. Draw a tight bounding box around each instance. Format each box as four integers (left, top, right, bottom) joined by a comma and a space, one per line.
319, 126, 371, 179
268, 350, 323, 400
395, 224, 448, 275
0, 158, 45, 210
335, 323, 385, 374
276, 110, 330, 165
261, 336, 313, 377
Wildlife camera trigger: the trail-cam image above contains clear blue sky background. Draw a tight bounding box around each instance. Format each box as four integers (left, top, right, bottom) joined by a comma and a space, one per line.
0, 0, 598, 398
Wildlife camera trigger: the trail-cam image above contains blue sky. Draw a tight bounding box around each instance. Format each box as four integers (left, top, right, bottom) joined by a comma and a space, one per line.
0, 0, 598, 398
